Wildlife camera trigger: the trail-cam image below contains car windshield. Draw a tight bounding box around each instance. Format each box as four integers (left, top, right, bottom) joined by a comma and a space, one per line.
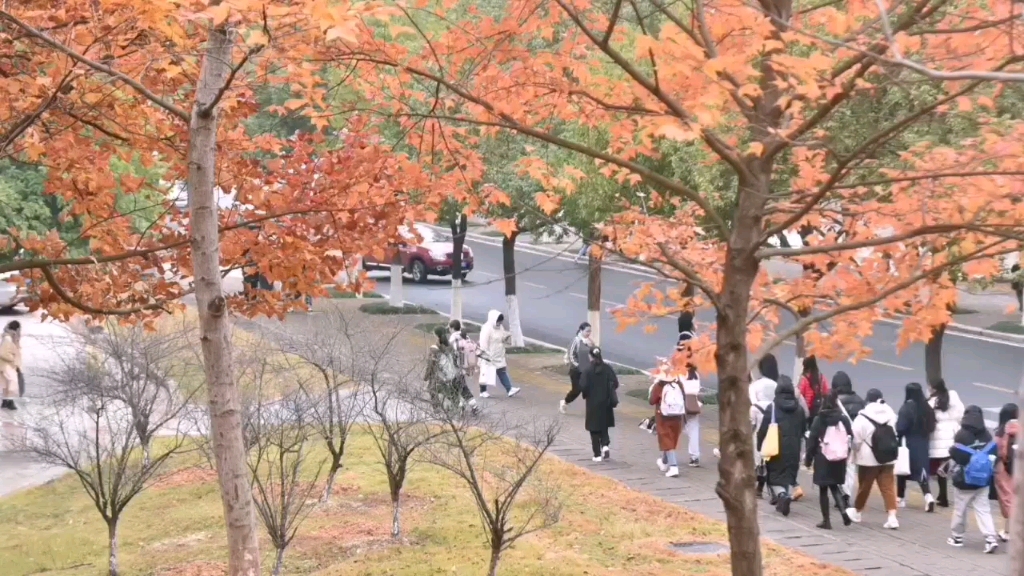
402, 225, 450, 243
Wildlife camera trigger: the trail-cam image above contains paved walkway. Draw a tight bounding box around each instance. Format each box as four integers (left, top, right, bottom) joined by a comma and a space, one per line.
288, 300, 1011, 576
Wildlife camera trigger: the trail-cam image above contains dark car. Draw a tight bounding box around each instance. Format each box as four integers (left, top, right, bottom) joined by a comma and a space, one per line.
362, 224, 474, 283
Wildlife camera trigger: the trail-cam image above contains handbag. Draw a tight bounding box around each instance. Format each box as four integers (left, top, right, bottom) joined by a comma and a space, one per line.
17, 369, 24, 397
895, 438, 911, 477
478, 363, 496, 386
760, 405, 780, 459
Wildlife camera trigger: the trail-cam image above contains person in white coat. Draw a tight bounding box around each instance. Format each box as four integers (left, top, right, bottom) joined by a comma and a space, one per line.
750, 373, 776, 497
928, 378, 964, 508
477, 309, 520, 399
846, 389, 900, 529
681, 364, 702, 467
0, 320, 22, 411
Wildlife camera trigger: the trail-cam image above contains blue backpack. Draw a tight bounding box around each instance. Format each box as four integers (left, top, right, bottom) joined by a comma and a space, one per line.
954, 441, 997, 487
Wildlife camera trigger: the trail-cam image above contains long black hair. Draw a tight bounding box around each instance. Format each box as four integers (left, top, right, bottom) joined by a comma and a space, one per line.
758, 353, 779, 382
929, 378, 951, 412
904, 382, 936, 433
433, 326, 449, 348
678, 310, 695, 335
802, 355, 821, 390
997, 403, 1019, 437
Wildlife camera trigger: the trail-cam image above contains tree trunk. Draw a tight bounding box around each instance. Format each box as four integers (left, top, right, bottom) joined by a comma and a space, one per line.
502, 232, 524, 347
715, 178, 768, 576
924, 323, 945, 385
107, 519, 119, 576
391, 492, 402, 540
272, 547, 285, 576
389, 248, 404, 308
587, 245, 602, 346
320, 459, 341, 503
451, 215, 467, 321
487, 547, 502, 576
188, 24, 261, 576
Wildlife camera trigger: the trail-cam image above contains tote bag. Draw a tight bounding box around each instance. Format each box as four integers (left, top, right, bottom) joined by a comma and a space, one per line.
760, 405, 780, 459
895, 438, 911, 477
478, 362, 496, 386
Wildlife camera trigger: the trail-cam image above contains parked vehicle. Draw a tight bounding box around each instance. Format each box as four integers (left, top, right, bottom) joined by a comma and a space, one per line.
0, 272, 28, 313
362, 224, 474, 283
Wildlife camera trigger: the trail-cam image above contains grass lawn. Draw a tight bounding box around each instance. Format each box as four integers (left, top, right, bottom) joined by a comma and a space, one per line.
0, 432, 847, 576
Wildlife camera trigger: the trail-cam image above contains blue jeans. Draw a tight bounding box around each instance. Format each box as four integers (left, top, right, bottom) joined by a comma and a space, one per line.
481, 367, 513, 393
662, 451, 678, 467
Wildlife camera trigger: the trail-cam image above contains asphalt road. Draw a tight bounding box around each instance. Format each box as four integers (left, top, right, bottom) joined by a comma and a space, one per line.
371, 236, 1024, 426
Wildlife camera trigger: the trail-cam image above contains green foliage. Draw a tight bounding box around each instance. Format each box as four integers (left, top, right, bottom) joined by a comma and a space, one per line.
358, 301, 438, 315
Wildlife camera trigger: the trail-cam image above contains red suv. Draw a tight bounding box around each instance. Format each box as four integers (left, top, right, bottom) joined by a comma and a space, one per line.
362, 224, 474, 283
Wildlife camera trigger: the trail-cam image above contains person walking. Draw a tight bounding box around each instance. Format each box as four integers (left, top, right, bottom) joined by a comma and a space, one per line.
477, 310, 520, 398
676, 310, 695, 351
750, 371, 776, 498
749, 353, 779, 405
992, 403, 1018, 542
650, 364, 684, 477
581, 347, 618, 462
424, 326, 476, 413
896, 382, 937, 511
846, 389, 901, 529
804, 391, 854, 529
0, 320, 22, 411
929, 378, 965, 508
560, 322, 592, 414
947, 405, 999, 553
681, 363, 702, 467
832, 371, 864, 509
798, 356, 830, 426
756, 379, 807, 516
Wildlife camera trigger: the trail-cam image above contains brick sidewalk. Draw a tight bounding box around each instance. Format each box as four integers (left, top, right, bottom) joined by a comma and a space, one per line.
245, 300, 1011, 576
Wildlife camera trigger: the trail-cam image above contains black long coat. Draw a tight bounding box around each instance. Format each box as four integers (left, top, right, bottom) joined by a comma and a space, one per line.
896, 400, 932, 481
804, 408, 853, 486
756, 386, 806, 487
581, 362, 619, 432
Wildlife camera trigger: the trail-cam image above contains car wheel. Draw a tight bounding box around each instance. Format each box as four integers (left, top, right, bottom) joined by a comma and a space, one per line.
410, 260, 428, 283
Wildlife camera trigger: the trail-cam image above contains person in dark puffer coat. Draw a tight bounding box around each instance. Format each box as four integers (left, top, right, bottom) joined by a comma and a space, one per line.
833, 371, 865, 420
757, 379, 806, 517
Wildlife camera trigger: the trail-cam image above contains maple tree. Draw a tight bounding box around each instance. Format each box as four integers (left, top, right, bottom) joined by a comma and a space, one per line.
0, 2, 443, 575
329, 0, 1024, 572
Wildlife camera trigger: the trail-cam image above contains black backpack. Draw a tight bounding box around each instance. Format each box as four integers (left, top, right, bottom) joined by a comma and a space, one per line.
863, 415, 899, 464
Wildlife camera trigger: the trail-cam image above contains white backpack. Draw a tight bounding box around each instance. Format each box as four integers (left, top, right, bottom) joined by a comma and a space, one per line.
822, 422, 850, 462
660, 381, 686, 417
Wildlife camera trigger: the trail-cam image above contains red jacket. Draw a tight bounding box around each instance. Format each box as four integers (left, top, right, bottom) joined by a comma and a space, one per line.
798, 373, 829, 413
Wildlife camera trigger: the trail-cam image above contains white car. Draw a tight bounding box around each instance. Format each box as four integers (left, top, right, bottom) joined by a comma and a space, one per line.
0, 272, 26, 312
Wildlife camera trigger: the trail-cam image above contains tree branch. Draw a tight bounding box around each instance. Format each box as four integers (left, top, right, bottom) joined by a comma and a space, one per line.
39, 265, 179, 316
757, 223, 981, 259
0, 10, 190, 122
197, 8, 269, 118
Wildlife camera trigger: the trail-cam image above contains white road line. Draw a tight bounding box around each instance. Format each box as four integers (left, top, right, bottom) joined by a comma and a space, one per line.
522, 281, 546, 288
569, 292, 586, 299
974, 382, 1017, 394
860, 358, 912, 371
473, 271, 499, 278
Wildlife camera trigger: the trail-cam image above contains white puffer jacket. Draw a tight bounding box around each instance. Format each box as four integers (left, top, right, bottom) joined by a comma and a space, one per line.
929, 390, 965, 458
852, 400, 898, 467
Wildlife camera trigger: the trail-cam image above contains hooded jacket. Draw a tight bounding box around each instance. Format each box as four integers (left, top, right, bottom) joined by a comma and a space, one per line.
748, 355, 779, 406
478, 309, 510, 369
805, 405, 853, 486
929, 389, 965, 458
949, 406, 995, 490
852, 400, 898, 467
832, 371, 865, 420
756, 381, 806, 487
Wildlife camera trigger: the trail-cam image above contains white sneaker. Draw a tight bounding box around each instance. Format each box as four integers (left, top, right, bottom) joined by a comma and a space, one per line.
480, 391, 491, 399
656, 458, 669, 472
665, 466, 680, 478
507, 387, 521, 397
897, 498, 906, 508
559, 399, 566, 414
592, 456, 603, 462
999, 530, 1010, 542
601, 446, 610, 459
924, 493, 936, 513
883, 515, 899, 530
845, 508, 861, 523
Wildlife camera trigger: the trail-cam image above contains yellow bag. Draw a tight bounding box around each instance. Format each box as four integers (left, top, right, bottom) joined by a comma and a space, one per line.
760, 405, 780, 460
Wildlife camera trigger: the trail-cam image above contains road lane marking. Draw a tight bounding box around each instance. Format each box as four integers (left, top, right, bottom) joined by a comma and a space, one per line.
861, 358, 912, 370
473, 271, 499, 277
974, 382, 1016, 394
569, 292, 586, 299
522, 281, 546, 288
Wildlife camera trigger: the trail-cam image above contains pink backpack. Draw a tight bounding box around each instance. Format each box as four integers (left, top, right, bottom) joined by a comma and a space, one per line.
458, 338, 479, 371
821, 422, 850, 462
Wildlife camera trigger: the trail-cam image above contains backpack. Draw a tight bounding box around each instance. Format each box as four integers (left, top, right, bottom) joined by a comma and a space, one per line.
458, 338, 478, 369
954, 441, 997, 488
660, 381, 686, 417
862, 415, 899, 464
821, 422, 850, 462
436, 349, 459, 382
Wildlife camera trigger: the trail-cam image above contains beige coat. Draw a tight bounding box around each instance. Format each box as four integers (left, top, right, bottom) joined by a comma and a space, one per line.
0, 332, 22, 397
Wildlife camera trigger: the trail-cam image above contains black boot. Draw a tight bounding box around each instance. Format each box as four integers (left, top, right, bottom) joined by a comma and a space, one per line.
1, 399, 15, 411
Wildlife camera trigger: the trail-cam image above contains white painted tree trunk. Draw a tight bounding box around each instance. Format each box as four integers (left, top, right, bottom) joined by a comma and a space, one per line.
587, 309, 601, 347
389, 263, 404, 307
792, 356, 802, 386
451, 278, 463, 321
391, 494, 402, 540
107, 520, 119, 576
187, 24, 261, 576
506, 294, 524, 347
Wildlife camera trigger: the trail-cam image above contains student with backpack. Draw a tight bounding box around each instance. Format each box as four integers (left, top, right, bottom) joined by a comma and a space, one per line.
992, 403, 1018, 542
798, 356, 829, 426
947, 405, 999, 553
846, 389, 900, 529
804, 390, 854, 529
640, 312, 697, 434
650, 364, 685, 478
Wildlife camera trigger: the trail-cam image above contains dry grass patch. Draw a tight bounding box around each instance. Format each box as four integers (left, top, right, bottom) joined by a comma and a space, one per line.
0, 432, 850, 576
